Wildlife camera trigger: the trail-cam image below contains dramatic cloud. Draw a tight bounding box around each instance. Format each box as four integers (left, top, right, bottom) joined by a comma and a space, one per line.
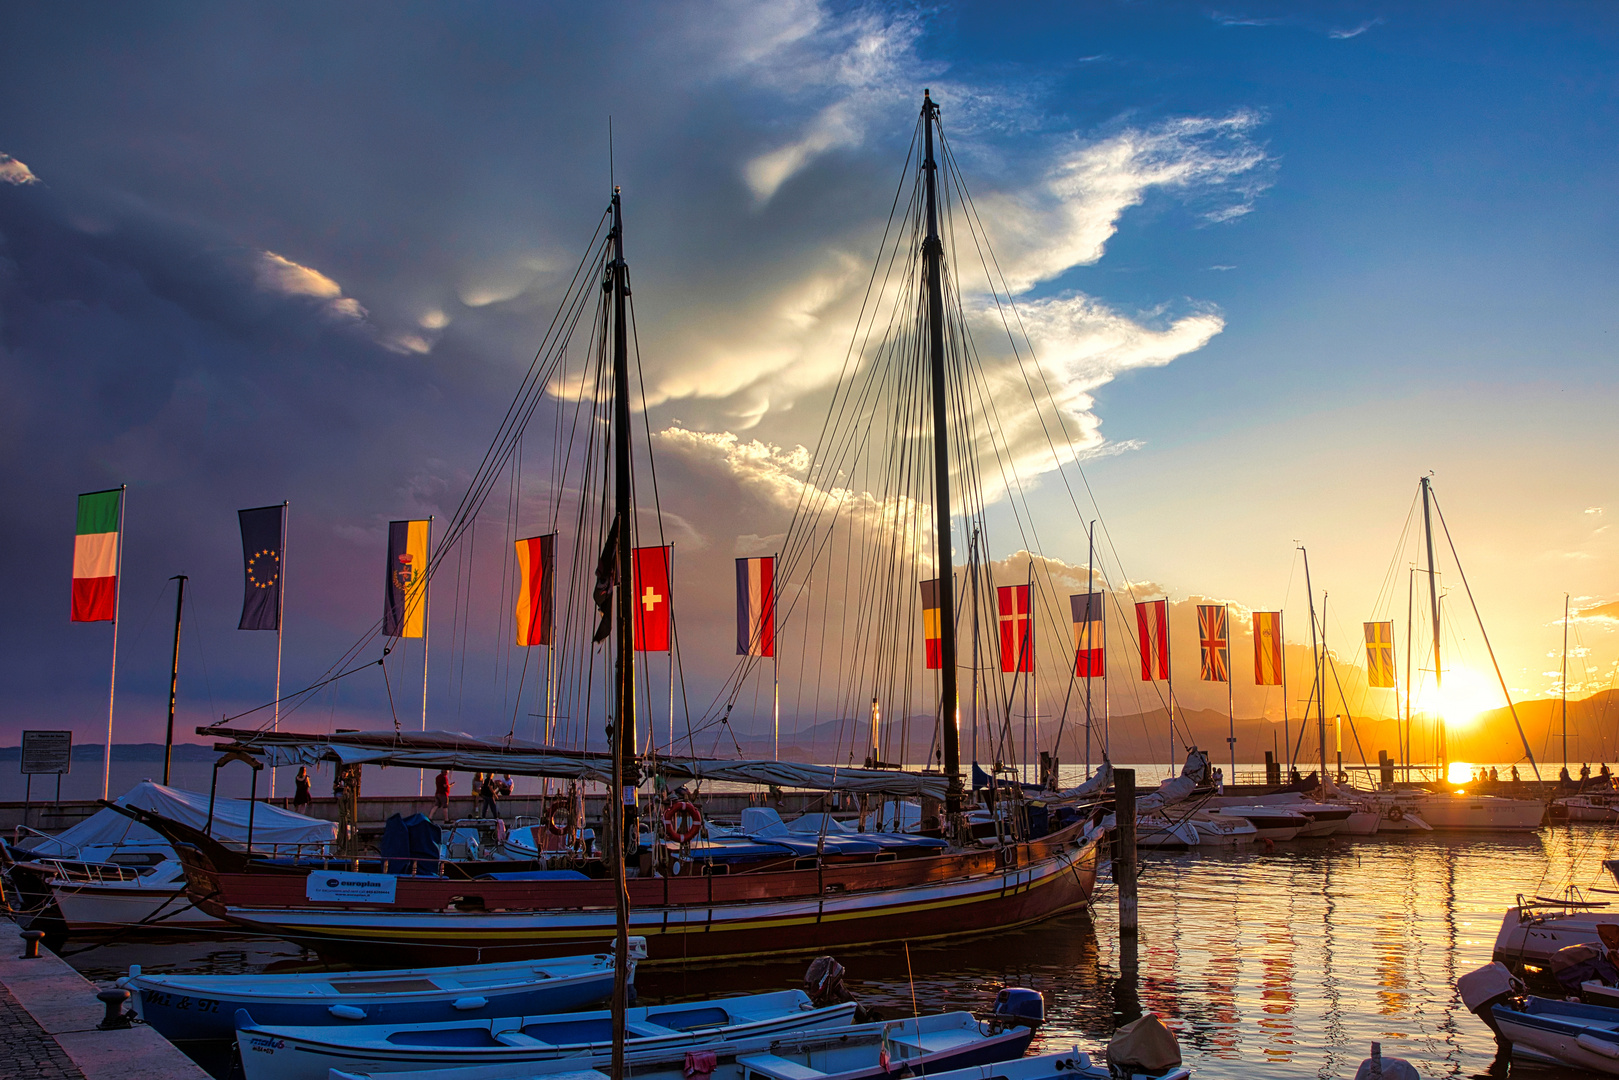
0, 152, 38, 185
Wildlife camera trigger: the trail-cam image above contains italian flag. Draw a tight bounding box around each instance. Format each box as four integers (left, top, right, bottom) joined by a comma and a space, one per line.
72, 489, 122, 622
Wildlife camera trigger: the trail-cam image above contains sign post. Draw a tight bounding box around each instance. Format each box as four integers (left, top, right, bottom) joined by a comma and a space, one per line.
20, 730, 73, 825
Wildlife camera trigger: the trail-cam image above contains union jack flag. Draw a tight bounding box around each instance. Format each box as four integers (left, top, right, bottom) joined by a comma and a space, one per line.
1198, 604, 1229, 683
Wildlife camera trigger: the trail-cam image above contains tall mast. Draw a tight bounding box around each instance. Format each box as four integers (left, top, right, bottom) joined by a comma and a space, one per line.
1563, 593, 1570, 771
608, 186, 635, 1080
163, 575, 187, 786
1301, 546, 1322, 783
1421, 476, 1445, 776
921, 90, 963, 820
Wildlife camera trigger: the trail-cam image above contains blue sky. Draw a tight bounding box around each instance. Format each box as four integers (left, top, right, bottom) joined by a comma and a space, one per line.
1, 2, 1615, 766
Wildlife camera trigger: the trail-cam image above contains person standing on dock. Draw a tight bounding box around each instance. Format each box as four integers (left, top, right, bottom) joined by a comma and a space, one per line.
293, 766, 312, 812
479, 772, 499, 820
433, 769, 453, 823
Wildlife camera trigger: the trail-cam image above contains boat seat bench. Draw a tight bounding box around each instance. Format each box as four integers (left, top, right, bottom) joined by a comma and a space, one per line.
737, 1053, 829, 1080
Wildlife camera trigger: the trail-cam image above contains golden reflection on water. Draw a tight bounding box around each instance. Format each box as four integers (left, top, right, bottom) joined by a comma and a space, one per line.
68, 824, 1619, 1080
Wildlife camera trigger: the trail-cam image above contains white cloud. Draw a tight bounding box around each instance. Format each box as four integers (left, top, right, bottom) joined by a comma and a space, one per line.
257, 251, 342, 299
1586, 506, 1604, 515
1329, 18, 1384, 39
0, 153, 39, 185
980, 112, 1269, 294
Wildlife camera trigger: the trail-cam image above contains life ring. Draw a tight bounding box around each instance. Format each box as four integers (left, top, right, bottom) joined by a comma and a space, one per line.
547, 801, 574, 836
664, 800, 703, 844
1387, 805, 1405, 822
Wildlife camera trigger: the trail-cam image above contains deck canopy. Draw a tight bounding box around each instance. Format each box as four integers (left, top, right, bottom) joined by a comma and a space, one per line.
196, 725, 951, 799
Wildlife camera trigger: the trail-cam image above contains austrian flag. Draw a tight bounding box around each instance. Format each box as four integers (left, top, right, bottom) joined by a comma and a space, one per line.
1136, 599, 1169, 681
71, 488, 122, 622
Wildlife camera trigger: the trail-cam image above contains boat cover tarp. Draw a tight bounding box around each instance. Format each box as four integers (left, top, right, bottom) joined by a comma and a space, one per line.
380, 813, 441, 874
16, 781, 334, 858
197, 725, 951, 798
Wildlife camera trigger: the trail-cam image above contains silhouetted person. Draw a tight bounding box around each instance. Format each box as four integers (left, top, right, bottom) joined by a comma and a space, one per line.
433, 769, 453, 823
1561, 765, 1573, 787
480, 773, 500, 819
1489, 767, 1499, 782
1582, 763, 1592, 784
1511, 764, 1520, 783
293, 766, 312, 812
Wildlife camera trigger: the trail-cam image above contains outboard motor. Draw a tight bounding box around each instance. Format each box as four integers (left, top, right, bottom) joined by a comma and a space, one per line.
1458, 961, 1523, 1045
990, 987, 1044, 1031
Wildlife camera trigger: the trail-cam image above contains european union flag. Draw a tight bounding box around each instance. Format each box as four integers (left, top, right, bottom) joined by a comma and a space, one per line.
238, 504, 285, 631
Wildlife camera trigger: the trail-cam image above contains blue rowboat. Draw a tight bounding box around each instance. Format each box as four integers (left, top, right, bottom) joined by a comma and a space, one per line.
326, 1005, 1040, 1080
332, 1045, 1189, 1080
1492, 995, 1619, 1075
235, 988, 857, 1080
123, 938, 641, 1042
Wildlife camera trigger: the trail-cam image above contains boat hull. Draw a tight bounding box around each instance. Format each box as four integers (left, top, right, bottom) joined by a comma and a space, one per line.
1416, 795, 1545, 831
1493, 905, 1619, 969
186, 830, 1101, 966
1493, 999, 1619, 1076
52, 879, 221, 934
236, 995, 858, 1080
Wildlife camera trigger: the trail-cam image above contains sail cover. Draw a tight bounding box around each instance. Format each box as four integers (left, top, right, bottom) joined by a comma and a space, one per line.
198, 725, 951, 798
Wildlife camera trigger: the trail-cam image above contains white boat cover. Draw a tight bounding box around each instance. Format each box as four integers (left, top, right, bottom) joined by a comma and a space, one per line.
18, 781, 334, 857
1136, 751, 1212, 812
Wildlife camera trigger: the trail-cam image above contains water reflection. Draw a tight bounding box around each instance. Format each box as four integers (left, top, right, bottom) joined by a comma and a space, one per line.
62, 827, 1612, 1079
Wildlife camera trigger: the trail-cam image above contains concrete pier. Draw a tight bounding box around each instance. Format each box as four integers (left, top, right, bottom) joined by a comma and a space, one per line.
0, 920, 209, 1080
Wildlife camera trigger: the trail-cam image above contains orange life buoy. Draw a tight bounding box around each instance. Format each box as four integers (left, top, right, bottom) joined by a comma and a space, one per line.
664, 800, 703, 844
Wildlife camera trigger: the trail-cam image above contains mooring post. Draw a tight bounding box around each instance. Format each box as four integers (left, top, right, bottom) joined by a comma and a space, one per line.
1115, 767, 1137, 935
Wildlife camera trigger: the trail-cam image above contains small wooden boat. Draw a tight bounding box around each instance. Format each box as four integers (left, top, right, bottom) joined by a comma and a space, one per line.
1490, 996, 1619, 1075
234, 989, 858, 1080
122, 939, 643, 1042
330, 1046, 1189, 1080
327, 1007, 1041, 1080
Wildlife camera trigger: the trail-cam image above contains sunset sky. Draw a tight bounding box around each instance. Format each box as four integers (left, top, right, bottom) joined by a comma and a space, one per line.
1, 2, 1615, 767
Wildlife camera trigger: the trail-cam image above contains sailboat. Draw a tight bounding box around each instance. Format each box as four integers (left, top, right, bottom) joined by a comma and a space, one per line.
124, 93, 1106, 967
1348, 477, 1545, 831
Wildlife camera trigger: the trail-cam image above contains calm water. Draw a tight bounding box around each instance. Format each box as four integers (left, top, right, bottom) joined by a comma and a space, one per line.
64, 824, 1619, 1079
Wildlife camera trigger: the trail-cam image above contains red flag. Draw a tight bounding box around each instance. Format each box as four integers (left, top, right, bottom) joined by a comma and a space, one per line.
632, 546, 671, 652
920, 579, 942, 670
998, 584, 1034, 673
514, 534, 555, 647
1136, 599, 1169, 681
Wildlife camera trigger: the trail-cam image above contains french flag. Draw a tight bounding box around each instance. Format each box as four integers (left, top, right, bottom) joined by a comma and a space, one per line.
735, 556, 775, 657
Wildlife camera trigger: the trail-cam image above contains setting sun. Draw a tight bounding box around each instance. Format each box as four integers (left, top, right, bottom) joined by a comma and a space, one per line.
1413, 667, 1501, 731
1448, 761, 1476, 785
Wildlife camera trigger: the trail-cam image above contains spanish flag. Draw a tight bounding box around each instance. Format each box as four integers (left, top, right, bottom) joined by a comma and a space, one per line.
920, 578, 942, 670
1364, 621, 1395, 688
514, 534, 555, 647
1253, 611, 1283, 686
384, 520, 430, 638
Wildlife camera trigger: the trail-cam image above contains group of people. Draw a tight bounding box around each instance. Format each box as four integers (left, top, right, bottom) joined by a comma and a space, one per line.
432, 769, 515, 822
1557, 762, 1613, 787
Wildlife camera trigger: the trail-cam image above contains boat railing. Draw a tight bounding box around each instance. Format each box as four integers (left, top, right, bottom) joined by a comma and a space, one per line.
46, 859, 145, 884
9, 825, 80, 859
1516, 886, 1611, 917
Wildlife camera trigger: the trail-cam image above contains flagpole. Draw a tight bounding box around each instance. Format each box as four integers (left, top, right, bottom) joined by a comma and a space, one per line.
419, 516, 433, 797
1226, 603, 1235, 785
102, 484, 127, 801
772, 551, 779, 762
271, 501, 287, 801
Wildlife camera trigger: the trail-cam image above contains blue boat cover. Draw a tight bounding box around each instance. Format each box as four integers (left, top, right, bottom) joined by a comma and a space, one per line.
476, 869, 593, 881
381, 813, 442, 875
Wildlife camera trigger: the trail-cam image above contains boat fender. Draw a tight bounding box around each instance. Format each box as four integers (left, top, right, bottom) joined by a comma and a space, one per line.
1387, 806, 1405, 822
665, 801, 703, 844
452, 997, 489, 1011
1578, 1032, 1619, 1059
328, 1004, 368, 1021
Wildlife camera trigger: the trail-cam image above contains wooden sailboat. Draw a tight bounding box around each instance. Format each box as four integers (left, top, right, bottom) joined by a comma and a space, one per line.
129, 94, 1104, 968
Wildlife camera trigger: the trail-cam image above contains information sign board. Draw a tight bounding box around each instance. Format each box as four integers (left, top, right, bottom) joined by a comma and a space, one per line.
20, 730, 72, 775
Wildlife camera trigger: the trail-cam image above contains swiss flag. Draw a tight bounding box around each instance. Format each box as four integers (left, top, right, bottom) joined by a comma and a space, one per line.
633, 546, 671, 652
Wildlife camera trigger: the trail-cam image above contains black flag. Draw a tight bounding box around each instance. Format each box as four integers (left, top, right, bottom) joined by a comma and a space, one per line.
591, 516, 620, 643
238, 504, 285, 631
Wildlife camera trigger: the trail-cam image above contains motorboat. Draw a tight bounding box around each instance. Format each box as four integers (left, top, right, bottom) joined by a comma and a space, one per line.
1198, 805, 1306, 842
233, 988, 859, 1080
1557, 793, 1619, 822
1133, 814, 1201, 849
1493, 896, 1619, 970
1, 781, 333, 941
1489, 996, 1619, 1075
122, 939, 643, 1042
1186, 811, 1257, 848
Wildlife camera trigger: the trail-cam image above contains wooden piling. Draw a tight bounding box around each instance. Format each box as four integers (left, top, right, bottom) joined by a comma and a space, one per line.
1115, 767, 1137, 935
